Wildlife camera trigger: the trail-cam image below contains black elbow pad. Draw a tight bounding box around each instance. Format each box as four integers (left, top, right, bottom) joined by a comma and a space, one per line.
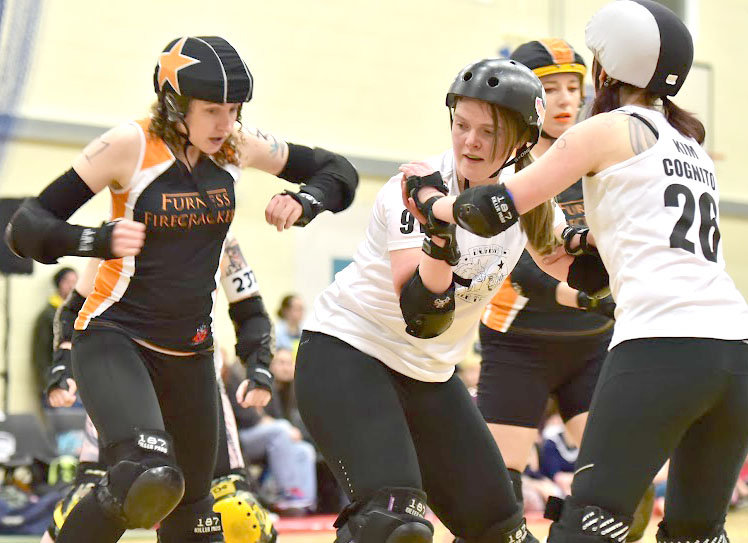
567, 254, 609, 295
399, 269, 456, 339
453, 183, 519, 238
279, 144, 358, 216
6, 198, 60, 264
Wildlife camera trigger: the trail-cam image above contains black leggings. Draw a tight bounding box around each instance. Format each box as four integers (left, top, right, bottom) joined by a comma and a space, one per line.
295, 331, 518, 540
72, 328, 219, 505
570, 337, 748, 536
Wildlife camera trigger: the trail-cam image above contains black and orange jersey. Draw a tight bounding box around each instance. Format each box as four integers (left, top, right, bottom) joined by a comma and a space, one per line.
75, 120, 238, 352
482, 180, 613, 338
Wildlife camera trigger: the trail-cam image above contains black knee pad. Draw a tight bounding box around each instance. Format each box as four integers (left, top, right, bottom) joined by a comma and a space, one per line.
655, 520, 729, 543
95, 430, 185, 529
334, 487, 434, 543
158, 495, 224, 543
545, 496, 632, 543
453, 508, 537, 543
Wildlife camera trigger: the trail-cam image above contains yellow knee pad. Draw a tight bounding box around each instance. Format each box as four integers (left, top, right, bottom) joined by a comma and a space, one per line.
211, 474, 276, 543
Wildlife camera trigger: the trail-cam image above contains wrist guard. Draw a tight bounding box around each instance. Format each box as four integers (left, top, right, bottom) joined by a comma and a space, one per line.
405, 173, 461, 265
562, 225, 597, 256
421, 226, 460, 266
229, 296, 274, 392
405, 172, 448, 202
453, 183, 519, 237
577, 291, 616, 319
281, 188, 324, 227
405, 173, 449, 236
46, 348, 73, 394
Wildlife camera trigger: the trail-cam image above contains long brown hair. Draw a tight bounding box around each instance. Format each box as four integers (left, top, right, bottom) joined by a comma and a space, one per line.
591, 59, 705, 144
457, 98, 558, 255
148, 92, 242, 166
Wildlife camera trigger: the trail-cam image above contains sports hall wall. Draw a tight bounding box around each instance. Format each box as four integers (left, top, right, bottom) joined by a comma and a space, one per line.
1, 0, 746, 412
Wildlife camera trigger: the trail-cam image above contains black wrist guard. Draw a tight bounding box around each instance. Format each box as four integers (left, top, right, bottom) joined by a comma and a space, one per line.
281, 188, 324, 227
406, 172, 449, 202
46, 348, 73, 394
568, 254, 609, 295
562, 225, 597, 256
279, 144, 358, 214
77, 221, 118, 260
246, 363, 274, 392
577, 291, 616, 319
422, 229, 460, 266
229, 296, 274, 392
453, 183, 519, 237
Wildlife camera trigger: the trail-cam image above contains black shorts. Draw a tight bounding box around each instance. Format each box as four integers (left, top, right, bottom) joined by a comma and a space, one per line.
477, 323, 611, 427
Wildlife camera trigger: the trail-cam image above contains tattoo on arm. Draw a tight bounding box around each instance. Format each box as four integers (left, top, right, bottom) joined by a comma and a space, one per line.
249, 128, 285, 157
84, 138, 110, 163
224, 237, 248, 275
556, 137, 568, 149
628, 117, 657, 155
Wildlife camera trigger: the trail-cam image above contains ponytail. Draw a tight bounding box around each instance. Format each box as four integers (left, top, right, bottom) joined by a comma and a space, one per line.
662, 97, 705, 144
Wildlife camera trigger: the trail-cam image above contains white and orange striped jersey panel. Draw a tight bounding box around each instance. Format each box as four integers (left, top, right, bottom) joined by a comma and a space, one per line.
481, 278, 528, 333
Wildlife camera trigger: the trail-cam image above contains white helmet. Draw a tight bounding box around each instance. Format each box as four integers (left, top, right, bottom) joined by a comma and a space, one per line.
585, 0, 693, 96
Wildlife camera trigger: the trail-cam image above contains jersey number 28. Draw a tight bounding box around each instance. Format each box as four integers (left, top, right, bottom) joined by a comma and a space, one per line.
664, 183, 721, 263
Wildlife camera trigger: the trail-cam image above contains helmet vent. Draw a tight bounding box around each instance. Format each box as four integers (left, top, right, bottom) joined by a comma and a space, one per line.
487, 77, 499, 87
463, 72, 473, 81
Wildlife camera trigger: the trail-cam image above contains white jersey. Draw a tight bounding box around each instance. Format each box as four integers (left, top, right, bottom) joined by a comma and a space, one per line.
584, 105, 748, 348
305, 150, 565, 382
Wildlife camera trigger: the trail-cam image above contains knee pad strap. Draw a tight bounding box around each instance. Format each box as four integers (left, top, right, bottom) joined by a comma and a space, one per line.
454, 508, 535, 543
655, 521, 729, 543
334, 487, 434, 543
159, 495, 224, 543
546, 497, 632, 543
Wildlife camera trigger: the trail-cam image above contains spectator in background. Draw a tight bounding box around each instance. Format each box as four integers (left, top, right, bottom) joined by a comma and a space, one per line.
275, 294, 305, 351
265, 348, 305, 434
32, 267, 77, 399
224, 355, 317, 516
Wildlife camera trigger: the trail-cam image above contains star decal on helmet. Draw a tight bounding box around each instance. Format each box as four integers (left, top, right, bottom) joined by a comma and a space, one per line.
157, 37, 201, 95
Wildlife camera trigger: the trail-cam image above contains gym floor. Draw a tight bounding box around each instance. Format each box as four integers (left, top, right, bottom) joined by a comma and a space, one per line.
3, 509, 748, 542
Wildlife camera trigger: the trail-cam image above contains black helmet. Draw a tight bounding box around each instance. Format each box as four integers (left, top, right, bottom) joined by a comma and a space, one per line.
154, 36, 253, 103
586, 0, 693, 97
446, 58, 546, 167
510, 39, 587, 81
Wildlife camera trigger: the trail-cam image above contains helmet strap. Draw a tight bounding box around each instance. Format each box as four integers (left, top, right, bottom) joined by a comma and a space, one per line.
489, 142, 535, 178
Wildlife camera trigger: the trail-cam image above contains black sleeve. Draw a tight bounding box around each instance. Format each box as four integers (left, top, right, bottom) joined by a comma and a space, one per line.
279, 144, 359, 213
229, 296, 274, 392
510, 250, 561, 307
